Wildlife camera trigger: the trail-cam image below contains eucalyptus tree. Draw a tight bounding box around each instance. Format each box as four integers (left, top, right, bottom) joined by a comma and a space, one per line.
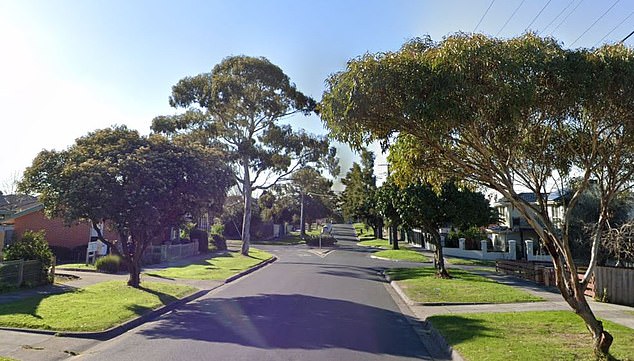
320, 33, 634, 355
152, 56, 336, 255
376, 180, 401, 250
340, 150, 383, 238
19, 126, 232, 287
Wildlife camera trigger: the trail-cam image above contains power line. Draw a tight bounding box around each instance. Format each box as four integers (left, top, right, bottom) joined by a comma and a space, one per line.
474, 0, 496, 33
550, 0, 585, 36
570, 0, 620, 47
539, 0, 575, 35
496, 0, 526, 36
593, 10, 634, 47
621, 30, 634, 43
525, 0, 553, 32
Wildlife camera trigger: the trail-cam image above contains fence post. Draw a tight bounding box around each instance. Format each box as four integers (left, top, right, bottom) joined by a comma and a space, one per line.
51, 255, 56, 280
17, 259, 25, 286
481, 240, 488, 254
508, 240, 517, 260
525, 240, 534, 261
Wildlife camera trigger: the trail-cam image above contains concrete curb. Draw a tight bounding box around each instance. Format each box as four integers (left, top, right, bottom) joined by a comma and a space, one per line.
370, 254, 432, 263
0, 256, 278, 340
225, 256, 277, 283
382, 272, 464, 361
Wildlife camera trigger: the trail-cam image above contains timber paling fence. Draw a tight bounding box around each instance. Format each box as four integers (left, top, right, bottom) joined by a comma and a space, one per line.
141, 241, 199, 265
0, 259, 45, 287
593, 266, 634, 307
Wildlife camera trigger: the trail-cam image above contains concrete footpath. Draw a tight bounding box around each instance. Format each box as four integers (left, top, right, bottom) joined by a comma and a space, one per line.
389, 262, 634, 330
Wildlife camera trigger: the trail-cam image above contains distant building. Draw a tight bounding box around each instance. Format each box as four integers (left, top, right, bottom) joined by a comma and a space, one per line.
487, 192, 564, 259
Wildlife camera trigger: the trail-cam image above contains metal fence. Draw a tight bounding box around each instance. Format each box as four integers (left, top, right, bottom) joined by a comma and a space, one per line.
0, 259, 47, 287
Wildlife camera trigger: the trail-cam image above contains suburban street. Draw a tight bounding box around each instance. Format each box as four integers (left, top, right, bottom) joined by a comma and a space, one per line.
66, 224, 435, 361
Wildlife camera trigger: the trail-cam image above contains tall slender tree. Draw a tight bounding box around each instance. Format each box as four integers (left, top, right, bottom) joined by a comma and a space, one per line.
152, 56, 337, 255
340, 150, 383, 238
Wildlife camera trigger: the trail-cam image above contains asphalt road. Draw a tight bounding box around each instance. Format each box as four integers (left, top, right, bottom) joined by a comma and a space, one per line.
73, 224, 436, 360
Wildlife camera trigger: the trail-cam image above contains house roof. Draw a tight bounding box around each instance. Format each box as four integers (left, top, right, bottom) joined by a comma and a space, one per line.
0, 194, 42, 222
497, 191, 565, 205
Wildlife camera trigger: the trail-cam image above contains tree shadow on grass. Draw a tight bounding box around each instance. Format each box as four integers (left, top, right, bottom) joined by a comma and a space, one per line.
138, 286, 179, 306
138, 293, 432, 358
426, 315, 497, 345
0, 286, 83, 320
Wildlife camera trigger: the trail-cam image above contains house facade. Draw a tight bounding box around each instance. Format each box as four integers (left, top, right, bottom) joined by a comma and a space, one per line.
0, 194, 117, 261
487, 192, 563, 260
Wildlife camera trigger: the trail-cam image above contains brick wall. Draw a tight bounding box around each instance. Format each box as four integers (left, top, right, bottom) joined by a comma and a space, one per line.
13, 210, 118, 248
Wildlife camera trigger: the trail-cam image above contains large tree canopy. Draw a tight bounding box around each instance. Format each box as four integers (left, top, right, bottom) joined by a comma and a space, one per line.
319, 33, 634, 355
397, 181, 493, 278
19, 126, 232, 287
152, 55, 337, 255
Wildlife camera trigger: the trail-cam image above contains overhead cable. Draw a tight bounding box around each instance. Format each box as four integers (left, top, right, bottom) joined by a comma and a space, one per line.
496, 0, 526, 36
539, 0, 575, 35
525, 0, 553, 32
621, 30, 634, 43
593, 10, 634, 47
474, 0, 496, 33
570, 0, 620, 47
550, 0, 585, 36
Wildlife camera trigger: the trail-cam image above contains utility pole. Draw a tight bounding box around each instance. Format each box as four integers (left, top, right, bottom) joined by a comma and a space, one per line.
621, 30, 634, 44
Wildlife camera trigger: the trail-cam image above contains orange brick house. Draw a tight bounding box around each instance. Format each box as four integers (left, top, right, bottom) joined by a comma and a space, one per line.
0, 194, 117, 262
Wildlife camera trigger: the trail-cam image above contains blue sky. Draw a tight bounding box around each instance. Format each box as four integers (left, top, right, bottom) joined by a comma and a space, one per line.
1, 0, 633, 191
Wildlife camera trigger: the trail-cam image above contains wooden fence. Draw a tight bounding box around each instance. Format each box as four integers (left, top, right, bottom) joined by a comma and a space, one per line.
0, 259, 46, 287
593, 266, 634, 306
141, 241, 199, 265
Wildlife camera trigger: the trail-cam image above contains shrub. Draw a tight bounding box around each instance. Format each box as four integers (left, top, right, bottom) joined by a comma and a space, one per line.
95, 255, 122, 274
210, 221, 225, 236
305, 235, 337, 247
3, 230, 54, 284
211, 234, 227, 251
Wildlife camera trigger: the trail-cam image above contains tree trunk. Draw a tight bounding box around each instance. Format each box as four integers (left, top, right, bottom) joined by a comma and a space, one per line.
241, 162, 252, 256
391, 225, 399, 250
127, 259, 141, 288
430, 229, 450, 278
542, 237, 613, 356
300, 192, 306, 238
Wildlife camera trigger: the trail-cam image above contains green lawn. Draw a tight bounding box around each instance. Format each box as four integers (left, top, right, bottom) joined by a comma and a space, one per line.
358, 239, 392, 248
0, 357, 17, 361
373, 249, 430, 263
253, 232, 306, 245
57, 263, 97, 271
429, 311, 634, 361
145, 248, 274, 280
386, 267, 543, 304
445, 257, 496, 267
0, 281, 196, 332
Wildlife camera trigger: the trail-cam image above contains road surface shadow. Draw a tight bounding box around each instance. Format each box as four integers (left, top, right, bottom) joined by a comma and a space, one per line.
139, 293, 431, 358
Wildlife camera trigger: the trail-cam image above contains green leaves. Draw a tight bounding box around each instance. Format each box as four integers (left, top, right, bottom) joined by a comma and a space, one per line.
19, 126, 232, 248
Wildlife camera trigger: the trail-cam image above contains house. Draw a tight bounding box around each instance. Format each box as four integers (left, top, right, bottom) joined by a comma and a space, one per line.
0, 194, 117, 262
487, 191, 564, 260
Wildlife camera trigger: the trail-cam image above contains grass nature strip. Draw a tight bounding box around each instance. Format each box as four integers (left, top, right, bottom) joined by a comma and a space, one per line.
145, 248, 273, 280
428, 311, 634, 361
373, 249, 430, 263
0, 281, 196, 332
386, 267, 543, 304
